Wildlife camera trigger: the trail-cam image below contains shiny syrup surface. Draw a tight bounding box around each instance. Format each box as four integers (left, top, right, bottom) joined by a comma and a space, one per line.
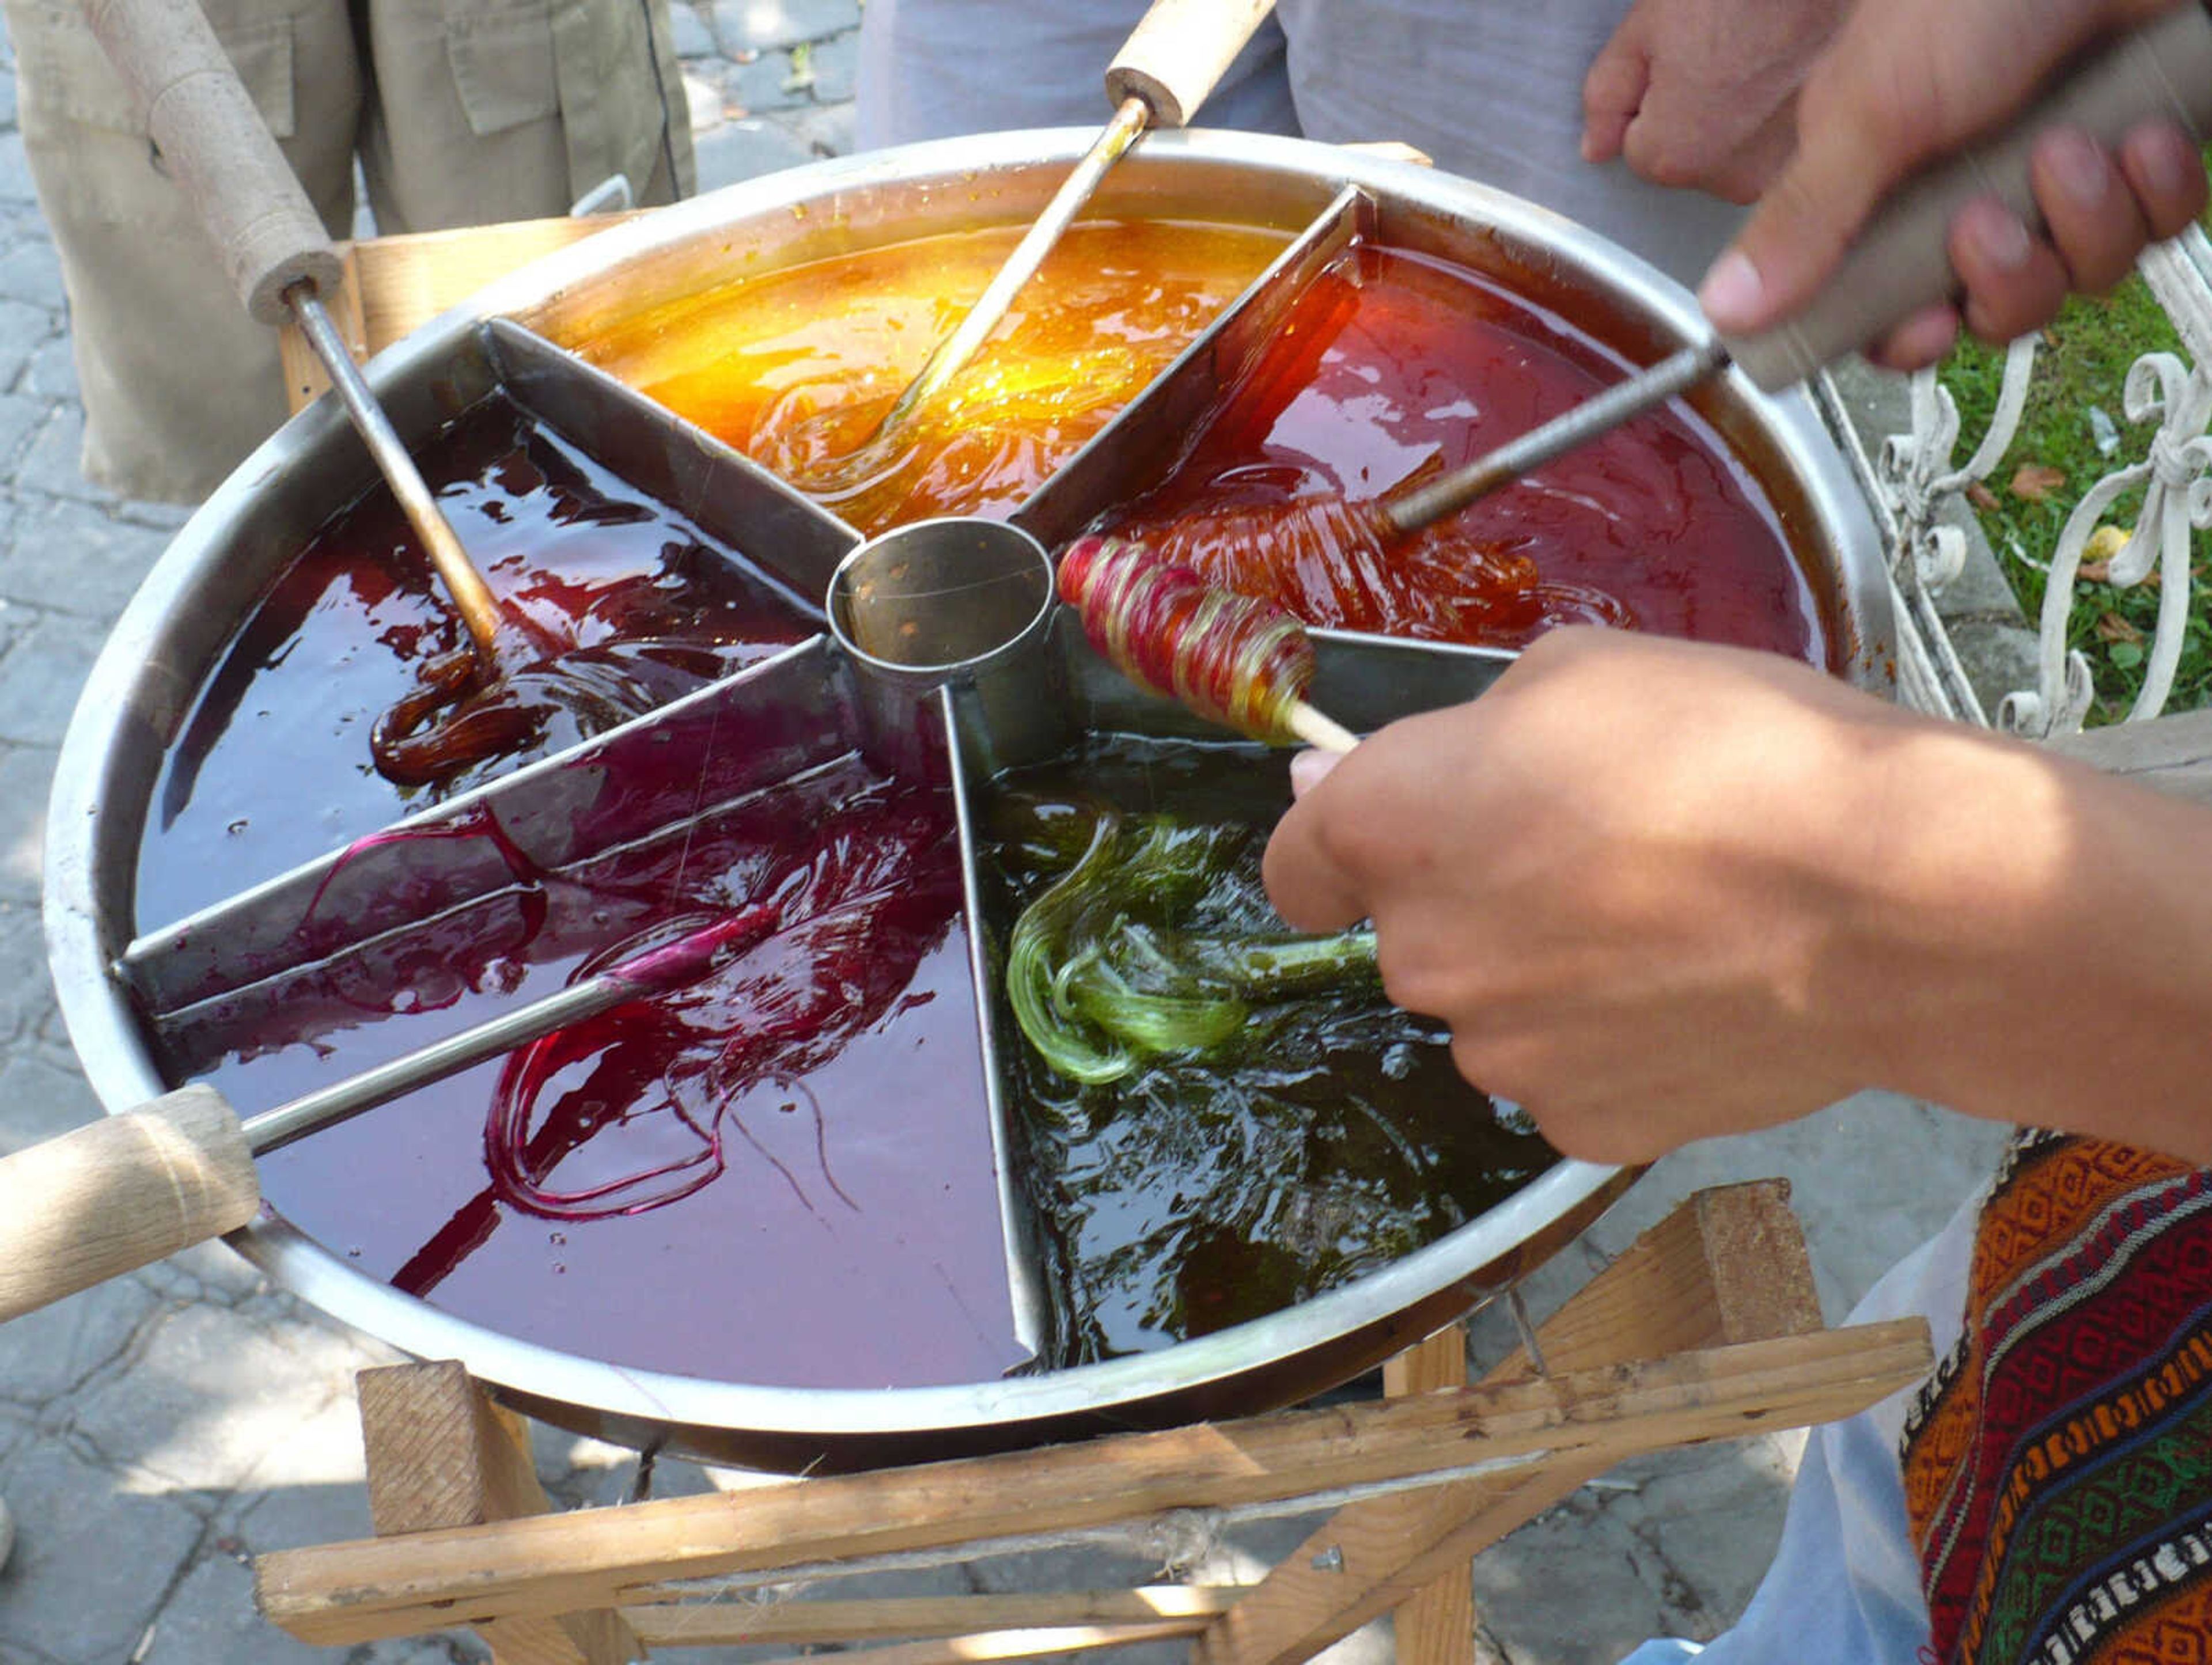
162, 751, 1028, 1387
1111, 242, 1826, 660
585, 220, 1288, 536
137, 395, 820, 930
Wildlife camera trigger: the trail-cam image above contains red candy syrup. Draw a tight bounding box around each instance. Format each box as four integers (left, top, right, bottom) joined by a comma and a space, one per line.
137, 393, 820, 930
162, 749, 1031, 1389
1108, 242, 1826, 662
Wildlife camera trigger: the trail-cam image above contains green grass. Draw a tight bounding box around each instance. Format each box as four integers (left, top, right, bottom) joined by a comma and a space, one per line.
1935, 272, 2212, 722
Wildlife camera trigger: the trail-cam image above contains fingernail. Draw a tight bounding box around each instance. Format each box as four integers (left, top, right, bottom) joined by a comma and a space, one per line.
2130, 124, 2200, 201
1290, 749, 1341, 797
2044, 129, 2109, 205
1697, 250, 1765, 330
1965, 201, 2033, 271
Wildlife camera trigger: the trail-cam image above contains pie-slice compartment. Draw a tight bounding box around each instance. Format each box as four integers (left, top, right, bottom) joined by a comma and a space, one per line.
1017, 187, 1829, 668
133, 317, 855, 935
567, 213, 1302, 537
146, 643, 1047, 1389
944, 617, 1560, 1363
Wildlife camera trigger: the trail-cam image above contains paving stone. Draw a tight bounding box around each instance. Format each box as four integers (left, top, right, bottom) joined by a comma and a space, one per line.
15, 400, 106, 500
0, 295, 45, 389
1605, 1439, 1800, 1633
0, 233, 60, 309
19, 328, 70, 399
0, 609, 109, 744
0, 389, 46, 465
0, 1436, 204, 1661
1, 494, 176, 615
365, 1636, 491, 1664
691, 117, 815, 191
0, 894, 54, 1042
68, 1300, 377, 1493
1468, 1491, 1678, 1665
726, 47, 812, 114
135, 1239, 281, 1309
0, 1034, 103, 1157
158, 1537, 357, 1664
0, 1257, 158, 1406
0, 742, 51, 899
786, 99, 854, 158
707, 0, 857, 55
668, 0, 716, 60
808, 28, 857, 103
0, 132, 33, 208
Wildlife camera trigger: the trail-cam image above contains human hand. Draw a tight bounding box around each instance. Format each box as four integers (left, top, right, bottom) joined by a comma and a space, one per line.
1260, 628, 2212, 1166
1697, 0, 2209, 370
1581, 0, 1846, 203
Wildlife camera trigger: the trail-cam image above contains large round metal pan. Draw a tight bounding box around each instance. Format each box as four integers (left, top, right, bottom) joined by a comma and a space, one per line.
44, 129, 1888, 1470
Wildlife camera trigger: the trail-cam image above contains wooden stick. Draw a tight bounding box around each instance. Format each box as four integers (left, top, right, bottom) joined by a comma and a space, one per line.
1379, 1326, 1474, 1665
355, 1360, 641, 1665
619, 1587, 1243, 1649
258, 1317, 1930, 1645
1287, 703, 1359, 754
1196, 1180, 1824, 1665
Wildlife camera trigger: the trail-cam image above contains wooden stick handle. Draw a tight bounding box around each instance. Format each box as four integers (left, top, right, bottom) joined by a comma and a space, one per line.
1104, 0, 1280, 128
1287, 701, 1359, 754
80, 0, 342, 325
0, 1086, 262, 1322
1726, 3, 2212, 389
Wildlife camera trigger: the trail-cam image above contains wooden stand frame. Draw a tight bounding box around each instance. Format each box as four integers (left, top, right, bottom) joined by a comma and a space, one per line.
253, 1182, 1931, 1665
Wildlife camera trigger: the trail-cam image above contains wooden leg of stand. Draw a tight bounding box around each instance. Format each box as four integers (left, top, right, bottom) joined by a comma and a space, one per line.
1196, 1179, 1825, 1665
356, 1360, 642, 1665
1380, 1327, 1474, 1665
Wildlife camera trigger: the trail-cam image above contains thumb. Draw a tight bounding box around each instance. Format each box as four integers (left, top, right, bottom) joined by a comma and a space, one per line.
1262, 792, 1370, 934
1700, 0, 2172, 336
1290, 746, 1342, 798
1698, 80, 1902, 334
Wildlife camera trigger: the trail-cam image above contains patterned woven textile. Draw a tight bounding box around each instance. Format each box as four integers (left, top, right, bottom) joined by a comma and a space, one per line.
1900, 1130, 2212, 1665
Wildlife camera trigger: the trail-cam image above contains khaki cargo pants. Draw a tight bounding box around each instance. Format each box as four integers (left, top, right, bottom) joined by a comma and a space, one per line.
6, 0, 696, 502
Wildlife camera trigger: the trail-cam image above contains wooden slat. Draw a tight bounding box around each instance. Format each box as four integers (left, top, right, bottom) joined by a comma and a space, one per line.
619, 1587, 1244, 1649
260, 1314, 1929, 1645
1379, 1326, 1474, 1665
350, 1361, 641, 1665
664, 1619, 1213, 1665
275, 209, 657, 412
276, 243, 366, 414
2047, 707, 2212, 809
1197, 1181, 1825, 1665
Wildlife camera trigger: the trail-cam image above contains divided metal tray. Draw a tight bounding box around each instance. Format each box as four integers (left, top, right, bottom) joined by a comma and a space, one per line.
44, 130, 1891, 1470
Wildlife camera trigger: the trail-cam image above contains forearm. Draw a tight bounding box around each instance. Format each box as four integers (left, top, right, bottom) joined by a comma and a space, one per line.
1836, 726, 2212, 1159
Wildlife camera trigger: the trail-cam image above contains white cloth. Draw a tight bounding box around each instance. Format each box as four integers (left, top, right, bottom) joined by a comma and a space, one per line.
855, 0, 1747, 285
1620, 1182, 1987, 1664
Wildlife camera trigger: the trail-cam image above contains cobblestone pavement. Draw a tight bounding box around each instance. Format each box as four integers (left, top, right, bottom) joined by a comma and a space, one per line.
0, 3, 2012, 1662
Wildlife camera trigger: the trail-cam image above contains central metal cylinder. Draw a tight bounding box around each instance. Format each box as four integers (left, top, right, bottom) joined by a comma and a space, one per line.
828, 517, 1071, 770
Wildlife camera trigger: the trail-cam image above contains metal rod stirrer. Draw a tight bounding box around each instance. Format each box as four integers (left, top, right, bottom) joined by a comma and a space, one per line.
288, 286, 506, 661
1377, 342, 1730, 539
873, 96, 1152, 442
242, 908, 772, 1154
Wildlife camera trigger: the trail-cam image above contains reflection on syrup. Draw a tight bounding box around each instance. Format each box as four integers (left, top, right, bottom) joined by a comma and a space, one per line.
1107, 242, 1824, 661
584, 221, 1286, 535
160, 749, 1027, 1387
138, 394, 819, 928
